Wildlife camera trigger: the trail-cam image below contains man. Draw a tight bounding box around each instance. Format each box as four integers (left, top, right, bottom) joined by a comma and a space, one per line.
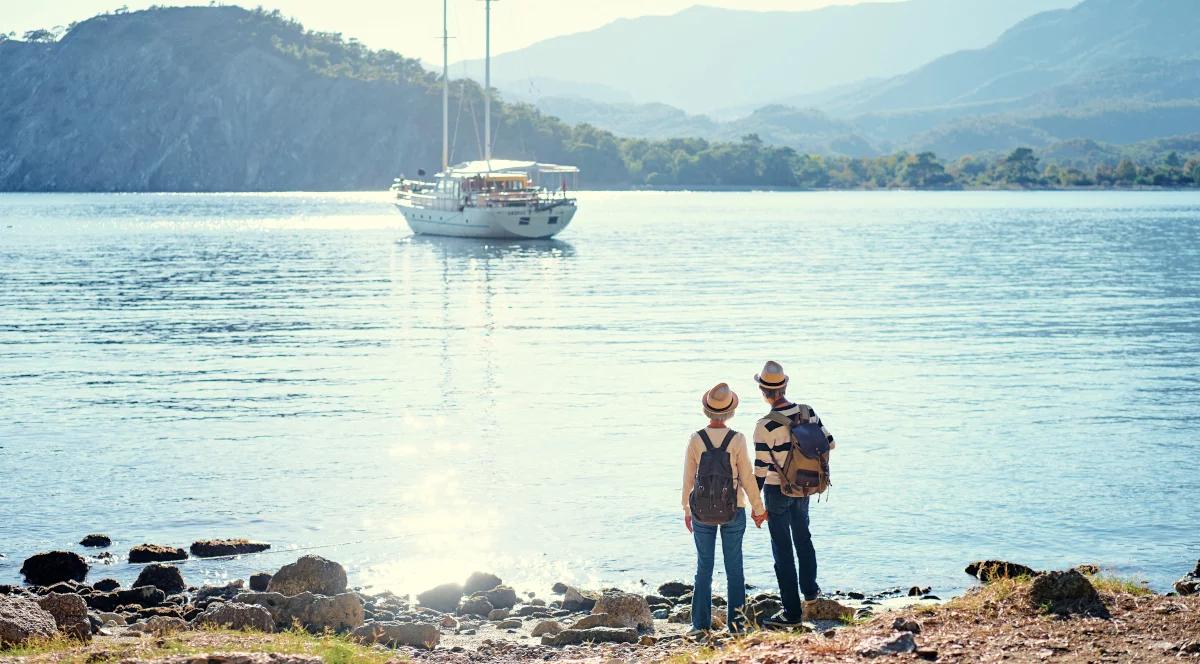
752, 360, 836, 627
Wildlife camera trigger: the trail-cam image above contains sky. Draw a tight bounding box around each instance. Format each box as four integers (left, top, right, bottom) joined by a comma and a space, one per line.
3, 0, 892, 64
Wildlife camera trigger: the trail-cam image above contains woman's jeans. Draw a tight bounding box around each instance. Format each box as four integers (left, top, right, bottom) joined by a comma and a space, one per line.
765, 484, 819, 620
691, 508, 746, 631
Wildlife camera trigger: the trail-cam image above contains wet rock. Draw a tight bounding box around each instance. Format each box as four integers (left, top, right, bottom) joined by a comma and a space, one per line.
87, 585, 166, 612
483, 585, 519, 610
194, 580, 246, 608
80, 534, 112, 548
351, 621, 439, 649
36, 592, 91, 640
457, 595, 493, 616
416, 582, 463, 613
129, 544, 187, 563
487, 608, 510, 620
531, 620, 563, 637
551, 582, 568, 594
20, 551, 89, 586
1026, 569, 1105, 616
856, 632, 917, 657
249, 573, 272, 592
561, 586, 598, 612
1174, 560, 1200, 596
656, 582, 691, 598
463, 572, 503, 595
908, 586, 931, 597
803, 598, 854, 621
542, 626, 639, 646
129, 615, 188, 636
194, 602, 274, 632
236, 591, 364, 632
0, 595, 59, 646
134, 564, 186, 596
592, 592, 653, 632
190, 539, 271, 558
846, 591, 865, 600
892, 616, 922, 634
965, 560, 1037, 583
267, 556, 347, 597
95, 552, 116, 563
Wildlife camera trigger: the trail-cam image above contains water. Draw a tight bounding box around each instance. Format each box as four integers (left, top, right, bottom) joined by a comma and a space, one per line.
1, 191, 1197, 597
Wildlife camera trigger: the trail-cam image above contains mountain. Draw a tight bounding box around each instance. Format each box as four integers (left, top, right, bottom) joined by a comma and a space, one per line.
455, 0, 1077, 113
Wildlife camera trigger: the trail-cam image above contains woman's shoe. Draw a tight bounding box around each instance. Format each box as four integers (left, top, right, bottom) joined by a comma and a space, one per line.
762, 611, 805, 630
686, 628, 709, 641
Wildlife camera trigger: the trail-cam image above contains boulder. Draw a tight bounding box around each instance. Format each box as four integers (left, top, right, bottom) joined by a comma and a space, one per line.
457, 595, 493, 616
892, 616, 922, 634
495, 618, 522, 629
907, 586, 931, 597
267, 556, 347, 597
572, 613, 621, 630
194, 602, 274, 632
856, 632, 917, 657
1174, 560, 1200, 596
802, 598, 854, 622
541, 626, 638, 646
236, 591, 364, 633
551, 582, 569, 594
93, 578, 120, 592
965, 560, 1037, 583
134, 564, 186, 596
191, 539, 271, 558
1026, 569, 1105, 616
249, 573, 272, 592
114, 656, 319, 664
350, 621, 439, 650
530, 620, 563, 637
592, 592, 653, 632
1075, 564, 1101, 576
463, 572, 502, 595
36, 593, 91, 641
748, 597, 782, 624
129, 544, 187, 563
0, 595, 59, 646
483, 585, 518, 610
20, 551, 89, 586
86, 585, 166, 612
80, 534, 112, 548
657, 582, 692, 598
667, 604, 690, 624
129, 616, 188, 636
416, 583, 463, 613
486, 608, 510, 620
561, 586, 598, 612
194, 580, 246, 608
514, 605, 549, 617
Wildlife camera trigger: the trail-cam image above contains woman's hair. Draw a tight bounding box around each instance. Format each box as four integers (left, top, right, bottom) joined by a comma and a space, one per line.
760, 386, 786, 400
704, 408, 734, 422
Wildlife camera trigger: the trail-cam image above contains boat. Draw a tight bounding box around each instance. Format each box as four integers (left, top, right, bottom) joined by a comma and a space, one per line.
393, 0, 580, 239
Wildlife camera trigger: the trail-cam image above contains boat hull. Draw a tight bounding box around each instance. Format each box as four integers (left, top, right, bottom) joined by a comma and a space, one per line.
395, 201, 577, 239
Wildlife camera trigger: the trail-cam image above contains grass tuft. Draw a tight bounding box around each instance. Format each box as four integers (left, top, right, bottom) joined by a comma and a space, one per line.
1088, 575, 1154, 597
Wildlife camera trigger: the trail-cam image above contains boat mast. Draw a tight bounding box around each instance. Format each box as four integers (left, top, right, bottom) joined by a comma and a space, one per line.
484, 0, 494, 163
442, 0, 449, 172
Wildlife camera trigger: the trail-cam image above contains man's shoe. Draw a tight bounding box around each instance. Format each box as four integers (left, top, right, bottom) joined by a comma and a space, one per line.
762, 611, 805, 630
803, 591, 821, 601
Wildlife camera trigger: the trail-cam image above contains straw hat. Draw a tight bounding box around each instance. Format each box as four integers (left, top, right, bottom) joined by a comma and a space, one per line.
755, 360, 789, 390
702, 383, 739, 418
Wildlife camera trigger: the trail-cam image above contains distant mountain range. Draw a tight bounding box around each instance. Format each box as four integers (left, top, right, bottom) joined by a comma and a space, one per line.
457, 0, 1077, 114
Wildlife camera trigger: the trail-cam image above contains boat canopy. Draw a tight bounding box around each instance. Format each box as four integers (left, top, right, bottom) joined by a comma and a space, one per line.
446, 160, 581, 177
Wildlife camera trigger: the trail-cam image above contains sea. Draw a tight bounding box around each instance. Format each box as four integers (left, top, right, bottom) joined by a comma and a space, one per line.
1, 190, 1197, 598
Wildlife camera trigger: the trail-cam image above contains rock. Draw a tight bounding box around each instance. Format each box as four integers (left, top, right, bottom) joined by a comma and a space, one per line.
908, 586, 931, 597
36, 593, 91, 641
129, 544, 188, 563
129, 615, 189, 636
651, 609, 668, 619
236, 591, 364, 632
495, 618, 522, 629
551, 582, 569, 594
350, 621, 439, 649
87, 586, 166, 612
639, 635, 658, 646
194, 580, 246, 608
249, 573, 272, 592
457, 595, 493, 616
1075, 564, 1101, 576
97, 612, 126, 626
20, 551, 89, 586
267, 556, 347, 596
114, 656, 319, 664
194, 602, 274, 632
667, 605, 690, 624
44, 581, 85, 595
561, 586, 598, 612
892, 616, 922, 634
134, 564, 186, 596
802, 598, 854, 621
572, 613, 620, 630
1026, 569, 1105, 616
531, 620, 563, 637
93, 579, 120, 592
487, 608, 510, 620
748, 597, 782, 624
856, 632, 917, 657
965, 560, 1037, 583
438, 615, 457, 629
846, 591, 865, 600
0, 595, 59, 646
542, 626, 639, 646
592, 592, 653, 632
1174, 560, 1200, 596
514, 605, 548, 617
80, 534, 112, 548
416, 582, 463, 613
95, 552, 116, 563
190, 539, 271, 558
463, 572, 503, 595
483, 585, 519, 610
657, 582, 691, 598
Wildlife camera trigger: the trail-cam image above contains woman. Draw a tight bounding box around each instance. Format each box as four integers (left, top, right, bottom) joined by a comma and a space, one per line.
681, 382, 768, 633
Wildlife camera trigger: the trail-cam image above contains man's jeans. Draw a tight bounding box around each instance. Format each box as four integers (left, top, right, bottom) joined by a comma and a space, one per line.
765, 485, 818, 620
691, 508, 746, 631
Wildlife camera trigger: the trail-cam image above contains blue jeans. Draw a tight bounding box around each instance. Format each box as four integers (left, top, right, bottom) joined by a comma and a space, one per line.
765, 485, 818, 620
691, 508, 746, 631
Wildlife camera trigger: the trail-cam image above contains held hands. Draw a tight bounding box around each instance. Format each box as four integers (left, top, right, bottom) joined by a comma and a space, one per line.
752, 510, 768, 528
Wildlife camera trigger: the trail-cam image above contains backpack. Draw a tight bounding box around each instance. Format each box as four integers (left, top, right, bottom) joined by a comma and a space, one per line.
688, 429, 739, 525
765, 410, 832, 498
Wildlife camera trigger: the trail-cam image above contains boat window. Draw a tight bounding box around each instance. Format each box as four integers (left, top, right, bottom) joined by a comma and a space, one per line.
548, 216, 558, 225
519, 217, 530, 225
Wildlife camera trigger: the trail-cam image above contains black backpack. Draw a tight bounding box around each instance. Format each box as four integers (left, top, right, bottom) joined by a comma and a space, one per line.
688, 429, 739, 525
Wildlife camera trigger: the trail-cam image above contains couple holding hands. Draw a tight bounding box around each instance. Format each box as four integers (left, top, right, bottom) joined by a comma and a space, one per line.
681, 360, 836, 633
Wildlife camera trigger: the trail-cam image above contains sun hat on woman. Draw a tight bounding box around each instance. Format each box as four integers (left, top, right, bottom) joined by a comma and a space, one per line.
754, 360, 788, 390
702, 382, 739, 420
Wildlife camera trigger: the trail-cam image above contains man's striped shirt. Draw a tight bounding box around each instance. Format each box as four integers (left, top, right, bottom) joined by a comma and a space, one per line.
753, 402, 836, 486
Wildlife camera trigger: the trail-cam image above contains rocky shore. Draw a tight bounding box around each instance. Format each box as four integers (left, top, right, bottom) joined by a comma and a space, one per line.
2, 537, 1198, 663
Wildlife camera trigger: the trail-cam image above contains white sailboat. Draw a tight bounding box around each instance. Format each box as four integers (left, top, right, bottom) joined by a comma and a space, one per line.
393, 0, 580, 240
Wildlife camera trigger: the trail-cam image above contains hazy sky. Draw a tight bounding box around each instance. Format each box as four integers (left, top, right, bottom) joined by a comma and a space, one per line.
5, 0, 894, 64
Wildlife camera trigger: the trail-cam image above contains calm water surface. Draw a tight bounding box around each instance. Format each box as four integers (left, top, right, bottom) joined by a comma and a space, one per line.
1, 191, 1197, 596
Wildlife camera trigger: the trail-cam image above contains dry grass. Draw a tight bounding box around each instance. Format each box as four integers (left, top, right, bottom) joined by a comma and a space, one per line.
1088, 574, 1154, 597
0, 627, 399, 664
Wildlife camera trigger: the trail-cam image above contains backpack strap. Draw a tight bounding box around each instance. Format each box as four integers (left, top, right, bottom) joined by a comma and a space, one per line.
718, 429, 736, 451
765, 411, 794, 428
696, 429, 716, 451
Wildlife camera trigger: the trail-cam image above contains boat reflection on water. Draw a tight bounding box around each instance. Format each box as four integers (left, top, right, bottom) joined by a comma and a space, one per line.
395, 234, 577, 262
